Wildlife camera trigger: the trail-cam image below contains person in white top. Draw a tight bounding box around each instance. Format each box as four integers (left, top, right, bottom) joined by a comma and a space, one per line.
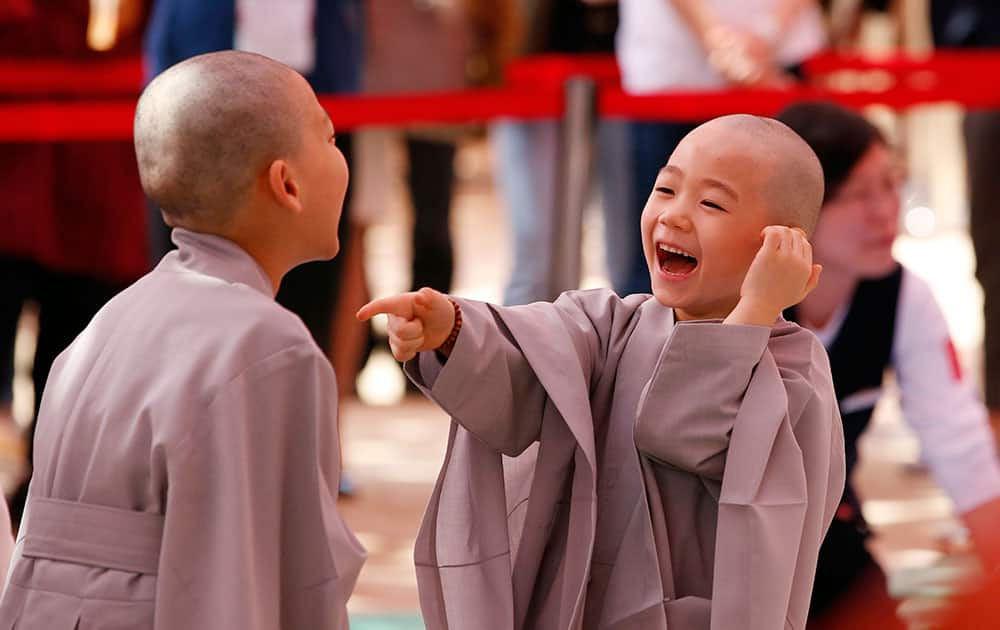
613, 0, 827, 296
779, 101, 1000, 628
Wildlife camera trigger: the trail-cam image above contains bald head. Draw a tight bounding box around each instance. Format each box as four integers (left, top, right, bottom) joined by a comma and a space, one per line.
690, 115, 825, 236
135, 51, 311, 228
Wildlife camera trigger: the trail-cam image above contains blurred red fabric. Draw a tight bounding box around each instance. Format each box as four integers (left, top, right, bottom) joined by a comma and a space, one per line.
0, 0, 148, 282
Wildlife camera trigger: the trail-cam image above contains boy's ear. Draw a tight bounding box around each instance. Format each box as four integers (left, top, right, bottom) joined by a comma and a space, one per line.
267, 159, 303, 214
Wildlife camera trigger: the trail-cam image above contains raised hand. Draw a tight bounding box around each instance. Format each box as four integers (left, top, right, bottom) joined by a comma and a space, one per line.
356, 287, 455, 361
725, 226, 822, 327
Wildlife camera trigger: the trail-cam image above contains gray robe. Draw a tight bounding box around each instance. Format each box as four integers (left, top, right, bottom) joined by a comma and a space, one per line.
0, 229, 365, 629
406, 289, 845, 629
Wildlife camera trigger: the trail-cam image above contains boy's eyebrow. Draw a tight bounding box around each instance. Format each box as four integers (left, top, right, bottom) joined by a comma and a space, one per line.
659, 165, 739, 201
702, 177, 740, 201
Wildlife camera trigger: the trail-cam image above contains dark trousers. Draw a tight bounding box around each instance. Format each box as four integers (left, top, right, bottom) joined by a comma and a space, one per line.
964, 111, 1000, 409
406, 136, 455, 293
808, 518, 903, 628
0, 257, 125, 520
624, 120, 698, 296
146, 135, 355, 357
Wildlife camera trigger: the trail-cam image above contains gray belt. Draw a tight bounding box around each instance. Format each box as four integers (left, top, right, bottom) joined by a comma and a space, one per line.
20, 497, 164, 575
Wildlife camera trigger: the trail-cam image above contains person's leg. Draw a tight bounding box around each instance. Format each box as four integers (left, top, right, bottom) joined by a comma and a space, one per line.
621, 120, 697, 296
492, 119, 559, 305
9, 267, 124, 523
330, 220, 369, 401
406, 136, 456, 293
595, 118, 634, 293
276, 134, 355, 358
964, 111, 1000, 435
0, 257, 32, 415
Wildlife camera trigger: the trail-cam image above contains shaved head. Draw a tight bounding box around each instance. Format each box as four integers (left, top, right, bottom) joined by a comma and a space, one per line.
691, 114, 825, 236
135, 51, 310, 228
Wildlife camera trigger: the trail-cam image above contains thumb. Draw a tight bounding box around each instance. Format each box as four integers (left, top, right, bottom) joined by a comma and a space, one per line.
803, 264, 823, 296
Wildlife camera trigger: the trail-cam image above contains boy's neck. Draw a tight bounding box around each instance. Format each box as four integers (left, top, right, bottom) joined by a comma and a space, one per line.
212, 225, 292, 297
236, 238, 294, 296
796, 265, 857, 330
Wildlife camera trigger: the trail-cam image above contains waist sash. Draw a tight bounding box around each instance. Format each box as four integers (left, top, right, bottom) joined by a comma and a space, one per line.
21, 497, 164, 575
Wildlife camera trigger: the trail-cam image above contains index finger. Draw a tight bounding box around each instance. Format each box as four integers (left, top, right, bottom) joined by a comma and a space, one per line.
356, 294, 416, 321
760, 225, 784, 250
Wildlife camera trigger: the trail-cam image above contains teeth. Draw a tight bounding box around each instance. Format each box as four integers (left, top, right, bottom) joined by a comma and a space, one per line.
658, 244, 694, 259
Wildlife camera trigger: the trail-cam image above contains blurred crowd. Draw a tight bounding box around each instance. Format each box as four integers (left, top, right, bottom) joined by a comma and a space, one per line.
3, 0, 1000, 626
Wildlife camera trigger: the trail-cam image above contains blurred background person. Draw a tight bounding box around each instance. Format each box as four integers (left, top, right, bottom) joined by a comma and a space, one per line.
0, 0, 150, 523
779, 101, 1000, 629
352, 0, 515, 393
616, 0, 827, 295
360, 0, 512, 300
493, 0, 628, 305
931, 0, 1000, 442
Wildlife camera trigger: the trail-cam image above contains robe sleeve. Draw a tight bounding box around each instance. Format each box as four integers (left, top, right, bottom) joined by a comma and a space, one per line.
404, 291, 622, 457
154, 343, 365, 630
712, 334, 845, 630
0, 494, 12, 586
634, 321, 771, 480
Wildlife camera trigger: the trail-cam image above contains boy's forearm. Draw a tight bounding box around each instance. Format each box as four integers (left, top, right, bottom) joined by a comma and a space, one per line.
406, 300, 545, 456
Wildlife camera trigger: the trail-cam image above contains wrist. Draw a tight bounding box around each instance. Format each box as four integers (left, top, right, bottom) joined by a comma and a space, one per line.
724, 298, 780, 327
435, 299, 462, 358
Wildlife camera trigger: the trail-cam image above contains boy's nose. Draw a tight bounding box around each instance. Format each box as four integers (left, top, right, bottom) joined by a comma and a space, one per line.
659, 208, 693, 231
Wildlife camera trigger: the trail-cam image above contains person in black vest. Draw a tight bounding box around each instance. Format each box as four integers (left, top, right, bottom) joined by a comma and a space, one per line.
778, 102, 1000, 627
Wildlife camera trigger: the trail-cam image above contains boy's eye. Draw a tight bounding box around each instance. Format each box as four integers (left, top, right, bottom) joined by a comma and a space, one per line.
655, 186, 675, 196
701, 200, 727, 212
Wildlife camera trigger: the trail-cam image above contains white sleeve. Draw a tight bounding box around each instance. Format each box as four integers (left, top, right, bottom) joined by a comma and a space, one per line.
894, 269, 1000, 513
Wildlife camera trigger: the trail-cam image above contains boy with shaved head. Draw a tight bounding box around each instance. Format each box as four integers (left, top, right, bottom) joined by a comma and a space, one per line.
0, 51, 364, 629
360, 114, 844, 629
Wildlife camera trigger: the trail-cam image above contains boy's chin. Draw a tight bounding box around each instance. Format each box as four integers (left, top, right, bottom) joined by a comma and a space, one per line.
650, 286, 680, 309
649, 287, 738, 321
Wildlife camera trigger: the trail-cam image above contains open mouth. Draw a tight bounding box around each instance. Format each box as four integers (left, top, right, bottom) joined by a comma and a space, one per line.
656, 243, 698, 276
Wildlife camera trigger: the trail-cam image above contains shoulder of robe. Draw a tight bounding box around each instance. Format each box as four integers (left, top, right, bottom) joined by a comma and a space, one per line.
554, 287, 648, 328
154, 271, 321, 370
769, 320, 837, 402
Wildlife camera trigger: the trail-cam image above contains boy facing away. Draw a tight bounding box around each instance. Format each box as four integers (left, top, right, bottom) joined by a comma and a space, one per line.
0, 51, 364, 629
360, 115, 846, 629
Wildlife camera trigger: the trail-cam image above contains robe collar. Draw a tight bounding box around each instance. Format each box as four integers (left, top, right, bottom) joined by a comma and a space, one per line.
160, 228, 274, 297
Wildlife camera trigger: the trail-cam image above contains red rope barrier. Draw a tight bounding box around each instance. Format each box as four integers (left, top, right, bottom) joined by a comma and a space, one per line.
0, 87, 563, 141
0, 58, 144, 96
4, 52, 1000, 140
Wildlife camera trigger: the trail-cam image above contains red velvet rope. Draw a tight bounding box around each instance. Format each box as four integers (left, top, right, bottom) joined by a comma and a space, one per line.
3, 52, 1000, 140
